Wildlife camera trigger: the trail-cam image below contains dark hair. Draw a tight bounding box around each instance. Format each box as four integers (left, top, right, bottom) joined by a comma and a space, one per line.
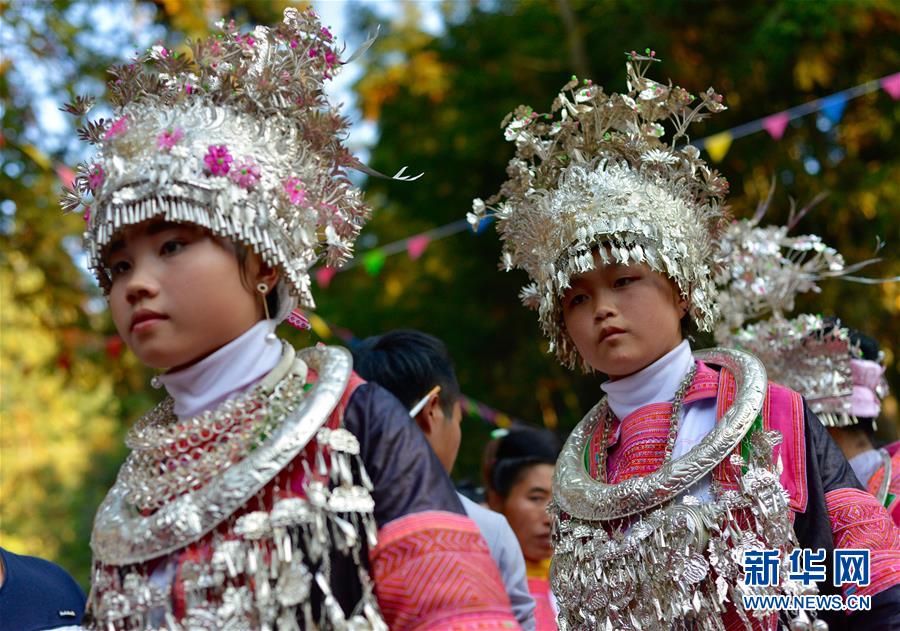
352, 329, 461, 416
490, 428, 560, 498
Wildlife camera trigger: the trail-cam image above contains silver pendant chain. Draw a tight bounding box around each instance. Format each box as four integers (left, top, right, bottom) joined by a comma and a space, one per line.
595, 362, 698, 482
550, 349, 823, 631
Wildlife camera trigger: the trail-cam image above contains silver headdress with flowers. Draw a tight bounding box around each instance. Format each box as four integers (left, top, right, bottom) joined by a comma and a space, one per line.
61, 8, 411, 318
714, 192, 892, 426
469, 51, 730, 369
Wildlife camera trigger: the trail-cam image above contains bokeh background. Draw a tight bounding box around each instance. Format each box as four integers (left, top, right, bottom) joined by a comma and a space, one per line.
2, 0, 898, 590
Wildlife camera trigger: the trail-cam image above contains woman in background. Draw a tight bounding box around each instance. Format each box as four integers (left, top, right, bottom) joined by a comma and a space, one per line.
487, 429, 560, 631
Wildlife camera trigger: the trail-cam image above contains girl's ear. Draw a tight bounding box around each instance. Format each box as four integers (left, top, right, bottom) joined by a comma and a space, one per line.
255, 262, 280, 294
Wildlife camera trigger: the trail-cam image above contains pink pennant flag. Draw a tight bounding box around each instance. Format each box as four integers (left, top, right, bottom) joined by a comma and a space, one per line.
882, 73, 900, 100
762, 112, 790, 140
407, 234, 431, 260
56, 165, 75, 188
315, 266, 337, 288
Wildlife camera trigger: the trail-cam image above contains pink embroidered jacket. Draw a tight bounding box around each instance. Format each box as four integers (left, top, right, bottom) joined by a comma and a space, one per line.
585, 361, 900, 630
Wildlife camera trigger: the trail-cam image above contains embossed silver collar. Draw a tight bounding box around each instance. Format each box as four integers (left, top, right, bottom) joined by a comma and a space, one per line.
552, 348, 767, 521
91, 344, 352, 565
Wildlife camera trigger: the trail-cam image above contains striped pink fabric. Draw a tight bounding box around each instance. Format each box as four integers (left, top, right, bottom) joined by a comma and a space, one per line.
370, 511, 520, 630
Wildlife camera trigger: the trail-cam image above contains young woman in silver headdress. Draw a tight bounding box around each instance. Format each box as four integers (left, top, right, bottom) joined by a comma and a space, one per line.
470, 52, 900, 630
713, 213, 899, 527
62, 9, 519, 630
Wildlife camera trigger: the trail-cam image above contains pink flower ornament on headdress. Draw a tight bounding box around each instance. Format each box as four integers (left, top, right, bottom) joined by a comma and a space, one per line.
156, 127, 183, 150
284, 177, 306, 205
204, 145, 233, 176
88, 164, 105, 191
104, 117, 128, 140
230, 159, 261, 189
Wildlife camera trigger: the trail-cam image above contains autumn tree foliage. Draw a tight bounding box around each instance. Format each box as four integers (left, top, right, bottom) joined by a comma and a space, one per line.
1, 0, 898, 587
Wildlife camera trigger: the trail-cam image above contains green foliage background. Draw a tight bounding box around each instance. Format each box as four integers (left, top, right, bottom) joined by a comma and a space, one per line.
1, 0, 898, 589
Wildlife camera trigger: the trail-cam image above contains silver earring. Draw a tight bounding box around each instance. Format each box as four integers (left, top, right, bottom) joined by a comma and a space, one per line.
150, 375, 162, 389
257, 283, 277, 342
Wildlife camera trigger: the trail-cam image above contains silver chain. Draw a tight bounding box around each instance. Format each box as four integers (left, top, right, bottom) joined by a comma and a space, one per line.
595, 362, 698, 482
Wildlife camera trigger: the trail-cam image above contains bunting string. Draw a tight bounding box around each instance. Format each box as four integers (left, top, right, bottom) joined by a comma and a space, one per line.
693, 71, 900, 162
309, 71, 899, 283
30, 74, 895, 289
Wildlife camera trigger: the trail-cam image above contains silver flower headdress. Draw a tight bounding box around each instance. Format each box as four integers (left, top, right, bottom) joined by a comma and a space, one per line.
728, 314, 861, 424
469, 51, 730, 370
61, 8, 413, 317
714, 190, 893, 426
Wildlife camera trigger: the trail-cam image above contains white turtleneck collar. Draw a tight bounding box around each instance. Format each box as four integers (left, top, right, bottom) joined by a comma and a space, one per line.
158, 320, 282, 419
601, 340, 694, 422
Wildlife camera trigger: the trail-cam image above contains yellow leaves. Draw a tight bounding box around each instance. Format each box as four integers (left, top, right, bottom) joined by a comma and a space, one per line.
882, 280, 900, 315
0, 265, 120, 566
794, 55, 833, 91
407, 51, 449, 100
16, 266, 46, 293
384, 275, 404, 303
158, 0, 304, 40
857, 190, 878, 220
160, 0, 213, 40
358, 68, 400, 120
358, 50, 450, 121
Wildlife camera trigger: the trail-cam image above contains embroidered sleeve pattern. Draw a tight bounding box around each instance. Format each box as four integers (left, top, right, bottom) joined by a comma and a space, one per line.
825, 487, 900, 598
369, 511, 520, 630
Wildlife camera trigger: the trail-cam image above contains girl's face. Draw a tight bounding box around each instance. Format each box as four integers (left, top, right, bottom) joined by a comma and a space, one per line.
494, 463, 554, 563
106, 220, 274, 371
562, 251, 686, 379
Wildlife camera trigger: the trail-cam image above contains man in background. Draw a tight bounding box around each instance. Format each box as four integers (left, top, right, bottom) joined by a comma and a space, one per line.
353, 329, 536, 630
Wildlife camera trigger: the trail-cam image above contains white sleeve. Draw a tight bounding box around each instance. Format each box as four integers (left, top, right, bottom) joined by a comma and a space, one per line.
492, 513, 537, 631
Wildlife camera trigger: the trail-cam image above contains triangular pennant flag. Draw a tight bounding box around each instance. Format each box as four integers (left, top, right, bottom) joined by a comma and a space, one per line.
308, 313, 332, 339
882, 73, 900, 100
56, 165, 75, 188
821, 93, 847, 123
315, 266, 337, 288
362, 249, 386, 276
479, 404, 496, 423
407, 234, 431, 260
704, 131, 733, 163
762, 112, 790, 140
476, 215, 496, 234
